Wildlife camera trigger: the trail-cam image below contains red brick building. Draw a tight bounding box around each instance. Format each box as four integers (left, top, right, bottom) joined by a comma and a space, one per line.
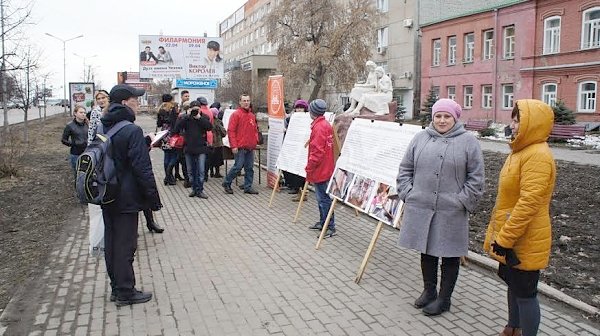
524, 0, 600, 124
420, 0, 599, 125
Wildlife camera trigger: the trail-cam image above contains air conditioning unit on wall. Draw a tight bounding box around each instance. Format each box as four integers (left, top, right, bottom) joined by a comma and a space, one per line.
403, 19, 413, 28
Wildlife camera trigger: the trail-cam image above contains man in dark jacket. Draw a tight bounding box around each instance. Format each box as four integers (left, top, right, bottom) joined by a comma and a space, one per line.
101, 84, 162, 306
61, 105, 88, 175
173, 101, 213, 198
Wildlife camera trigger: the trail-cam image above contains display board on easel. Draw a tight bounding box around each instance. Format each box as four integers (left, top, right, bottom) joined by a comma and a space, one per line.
313, 118, 422, 283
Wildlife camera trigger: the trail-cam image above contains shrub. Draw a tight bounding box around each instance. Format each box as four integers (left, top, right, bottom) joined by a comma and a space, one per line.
552, 99, 576, 125
479, 127, 496, 137
0, 131, 25, 178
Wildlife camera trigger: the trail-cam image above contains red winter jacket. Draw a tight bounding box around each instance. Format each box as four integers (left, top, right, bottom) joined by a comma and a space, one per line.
228, 107, 258, 150
305, 116, 335, 183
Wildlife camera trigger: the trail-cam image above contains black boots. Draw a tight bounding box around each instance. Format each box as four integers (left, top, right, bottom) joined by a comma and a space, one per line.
146, 219, 164, 233
415, 254, 438, 308
422, 257, 460, 316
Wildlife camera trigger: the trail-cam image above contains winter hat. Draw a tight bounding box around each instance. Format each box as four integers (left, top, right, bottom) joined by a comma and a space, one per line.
432, 98, 462, 120
309, 99, 327, 116
210, 107, 219, 117
190, 100, 201, 108
294, 99, 309, 110
196, 96, 208, 105
210, 102, 221, 109
109, 84, 145, 103
162, 94, 173, 103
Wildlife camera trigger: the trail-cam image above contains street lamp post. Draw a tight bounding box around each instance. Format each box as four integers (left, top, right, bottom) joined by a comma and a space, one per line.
45, 33, 83, 115
73, 53, 97, 82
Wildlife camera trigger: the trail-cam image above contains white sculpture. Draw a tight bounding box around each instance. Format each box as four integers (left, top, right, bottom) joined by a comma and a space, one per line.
349, 66, 393, 116
344, 60, 377, 114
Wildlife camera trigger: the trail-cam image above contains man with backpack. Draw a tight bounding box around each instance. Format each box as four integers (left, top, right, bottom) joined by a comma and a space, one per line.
101, 84, 162, 306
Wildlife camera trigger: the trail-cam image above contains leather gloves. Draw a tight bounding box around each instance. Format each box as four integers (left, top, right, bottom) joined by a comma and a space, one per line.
491, 241, 521, 268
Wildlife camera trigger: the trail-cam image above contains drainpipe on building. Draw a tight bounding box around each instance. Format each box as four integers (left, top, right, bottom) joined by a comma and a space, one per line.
413, 4, 422, 120
492, 8, 499, 123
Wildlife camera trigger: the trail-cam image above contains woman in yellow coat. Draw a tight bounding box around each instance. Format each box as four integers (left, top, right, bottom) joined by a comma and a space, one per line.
484, 99, 556, 336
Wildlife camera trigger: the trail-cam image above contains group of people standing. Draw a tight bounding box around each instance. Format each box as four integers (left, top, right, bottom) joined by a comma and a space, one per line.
397, 98, 556, 336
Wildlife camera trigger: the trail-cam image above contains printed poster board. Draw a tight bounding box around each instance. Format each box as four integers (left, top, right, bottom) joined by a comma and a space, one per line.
326, 119, 422, 227
266, 76, 285, 188
139, 35, 224, 79
221, 108, 236, 148
275, 112, 335, 178
69, 82, 95, 114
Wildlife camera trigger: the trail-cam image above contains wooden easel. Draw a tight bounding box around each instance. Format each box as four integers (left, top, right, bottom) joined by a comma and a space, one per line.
355, 221, 384, 283
268, 170, 282, 207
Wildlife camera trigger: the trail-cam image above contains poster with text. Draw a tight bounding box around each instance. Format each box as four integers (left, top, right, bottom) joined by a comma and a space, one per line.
139, 35, 224, 79
69, 82, 95, 114
266, 76, 285, 188
326, 119, 422, 226
275, 112, 335, 178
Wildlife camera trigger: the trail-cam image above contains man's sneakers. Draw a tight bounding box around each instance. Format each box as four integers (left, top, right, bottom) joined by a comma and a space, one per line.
318, 228, 337, 238
196, 191, 209, 199
244, 188, 259, 195
308, 222, 323, 230
188, 191, 197, 197
115, 290, 152, 306
222, 182, 234, 194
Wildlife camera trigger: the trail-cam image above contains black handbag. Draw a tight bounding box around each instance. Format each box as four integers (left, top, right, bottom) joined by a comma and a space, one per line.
257, 126, 264, 145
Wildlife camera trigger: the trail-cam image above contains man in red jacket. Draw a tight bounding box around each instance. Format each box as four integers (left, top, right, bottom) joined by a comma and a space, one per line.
306, 99, 336, 237
222, 94, 259, 194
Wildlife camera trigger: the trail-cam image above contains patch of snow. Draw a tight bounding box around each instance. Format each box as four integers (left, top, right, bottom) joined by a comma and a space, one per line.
567, 134, 600, 150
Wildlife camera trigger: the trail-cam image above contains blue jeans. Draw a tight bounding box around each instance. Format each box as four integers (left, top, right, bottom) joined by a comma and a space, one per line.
224, 149, 254, 190
163, 150, 178, 182
314, 181, 335, 229
185, 153, 206, 194
69, 154, 79, 176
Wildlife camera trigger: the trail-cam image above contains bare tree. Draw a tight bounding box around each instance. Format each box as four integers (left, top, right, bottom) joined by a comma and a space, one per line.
216, 69, 252, 107
11, 46, 41, 142
266, 0, 376, 101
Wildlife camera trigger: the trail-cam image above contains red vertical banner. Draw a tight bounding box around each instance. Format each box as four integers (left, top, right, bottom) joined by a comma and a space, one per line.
266, 75, 285, 188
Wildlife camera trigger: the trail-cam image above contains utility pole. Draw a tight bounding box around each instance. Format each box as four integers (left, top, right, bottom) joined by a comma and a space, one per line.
1, 0, 9, 133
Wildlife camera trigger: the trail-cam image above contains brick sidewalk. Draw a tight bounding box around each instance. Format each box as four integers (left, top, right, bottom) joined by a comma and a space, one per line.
2, 115, 598, 336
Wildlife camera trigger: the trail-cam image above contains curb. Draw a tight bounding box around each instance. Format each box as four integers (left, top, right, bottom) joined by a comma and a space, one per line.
466, 251, 600, 317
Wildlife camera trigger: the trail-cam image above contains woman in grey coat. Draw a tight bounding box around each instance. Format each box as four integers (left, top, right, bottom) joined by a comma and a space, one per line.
396, 98, 485, 316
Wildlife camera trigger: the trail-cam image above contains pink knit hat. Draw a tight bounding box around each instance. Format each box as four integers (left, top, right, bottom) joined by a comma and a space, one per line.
432, 98, 462, 120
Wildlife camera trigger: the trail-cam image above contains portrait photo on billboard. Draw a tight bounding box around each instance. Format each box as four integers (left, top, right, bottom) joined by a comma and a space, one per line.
345, 175, 377, 212
367, 182, 402, 226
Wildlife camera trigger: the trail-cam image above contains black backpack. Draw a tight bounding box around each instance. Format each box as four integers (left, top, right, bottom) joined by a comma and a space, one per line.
75, 121, 131, 205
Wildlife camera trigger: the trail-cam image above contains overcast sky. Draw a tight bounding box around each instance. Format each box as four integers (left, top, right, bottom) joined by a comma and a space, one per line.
20, 0, 246, 98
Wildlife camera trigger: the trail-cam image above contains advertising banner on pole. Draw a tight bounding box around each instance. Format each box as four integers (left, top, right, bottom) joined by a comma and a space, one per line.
266, 76, 285, 189
68, 82, 95, 113
139, 35, 224, 79
326, 119, 422, 227
117, 72, 151, 90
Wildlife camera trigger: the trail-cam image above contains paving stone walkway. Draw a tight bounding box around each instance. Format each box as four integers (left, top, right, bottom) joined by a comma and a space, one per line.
1, 115, 598, 336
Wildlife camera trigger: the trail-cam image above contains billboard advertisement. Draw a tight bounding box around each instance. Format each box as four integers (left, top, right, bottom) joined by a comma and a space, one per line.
68, 82, 95, 113
139, 35, 224, 79
117, 72, 151, 90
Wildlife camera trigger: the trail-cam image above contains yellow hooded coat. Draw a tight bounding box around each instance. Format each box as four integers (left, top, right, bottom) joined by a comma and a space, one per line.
483, 99, 556, 271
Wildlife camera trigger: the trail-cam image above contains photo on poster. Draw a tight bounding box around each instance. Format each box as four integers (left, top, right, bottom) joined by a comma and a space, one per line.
327, 168, 355, 201
345, 175, 377, 212
367, 183, 403, 226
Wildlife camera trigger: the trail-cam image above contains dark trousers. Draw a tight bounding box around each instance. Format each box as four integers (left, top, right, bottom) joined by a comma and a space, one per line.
103, 210, 139, 298
163, 150, 178, 183
175, 149, 187, 180
283, 171, 305, 190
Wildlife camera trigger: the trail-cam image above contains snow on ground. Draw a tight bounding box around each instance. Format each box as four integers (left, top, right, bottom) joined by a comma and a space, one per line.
468, 122, 600, 149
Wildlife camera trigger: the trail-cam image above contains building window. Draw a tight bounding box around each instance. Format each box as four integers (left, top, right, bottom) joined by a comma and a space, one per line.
543, 17, 561, 54
503, 26, 515, 59
482, 85, 493, 108
448, 36, 457, 65
582, 7, 600, 49
578, 81, 597, 112
483, 29, 494, 60
432, 39, 441, 66
447, 86, 456, 101
502, 84, 514, 109
432, 86, 440, 99
463, 86, 473, 109
378, 27, 389, 48
464, 33, 474, 63
376, 0, 388, 12
542, 83, 557, 106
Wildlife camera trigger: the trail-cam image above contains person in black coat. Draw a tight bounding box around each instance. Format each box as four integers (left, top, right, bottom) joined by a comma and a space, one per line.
172, 102, 212, 199
61, 104, 88, 176
100, 84, 162, 306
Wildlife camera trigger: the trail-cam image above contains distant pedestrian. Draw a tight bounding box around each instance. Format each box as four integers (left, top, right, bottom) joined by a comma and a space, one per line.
396, 98, 485, 316
61, 104, 88, 176
484, 100, 556, 336
172, 101, 213, 199
305, 99, 336, 237
101, 84, 162, 306
209, 107, 226, 178
222, 94, 259, 195
156, 94, 178, 186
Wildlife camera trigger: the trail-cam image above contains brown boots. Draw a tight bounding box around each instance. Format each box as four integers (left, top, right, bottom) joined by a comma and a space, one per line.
500, 326, 522, 336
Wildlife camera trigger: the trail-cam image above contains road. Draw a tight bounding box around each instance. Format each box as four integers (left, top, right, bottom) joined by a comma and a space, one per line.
0, 106, 66, 126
